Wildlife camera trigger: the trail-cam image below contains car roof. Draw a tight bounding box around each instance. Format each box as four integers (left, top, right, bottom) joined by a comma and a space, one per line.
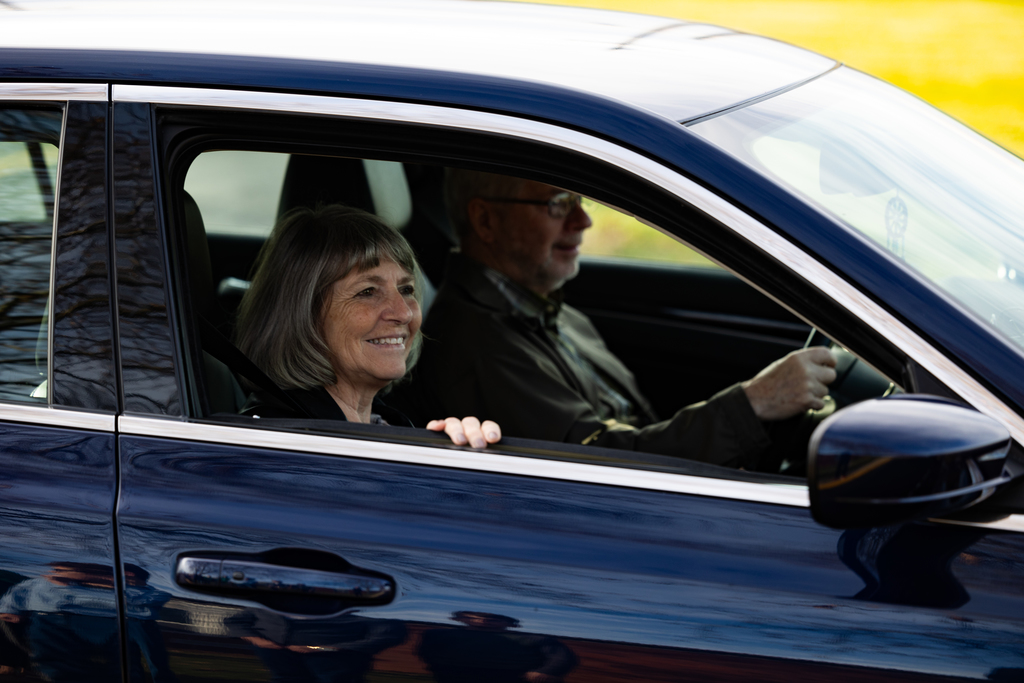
1, 0, 835, 122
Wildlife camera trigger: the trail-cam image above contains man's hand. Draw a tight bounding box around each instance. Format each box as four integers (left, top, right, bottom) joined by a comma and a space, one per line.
742, 347, 837, 421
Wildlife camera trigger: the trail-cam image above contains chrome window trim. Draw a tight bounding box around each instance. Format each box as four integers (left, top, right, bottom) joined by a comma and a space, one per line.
118, 416, 810, 507
46, 105, 69, 404
113, 84, 1024, 449
0, 83, 107, 101
0, 403, 114, 432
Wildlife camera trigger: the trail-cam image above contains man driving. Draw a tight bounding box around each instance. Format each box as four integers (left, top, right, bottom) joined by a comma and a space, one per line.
408, 170, 836, 468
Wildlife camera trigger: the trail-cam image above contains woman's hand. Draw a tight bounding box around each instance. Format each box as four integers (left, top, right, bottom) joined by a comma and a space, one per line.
427, 417, 502, 449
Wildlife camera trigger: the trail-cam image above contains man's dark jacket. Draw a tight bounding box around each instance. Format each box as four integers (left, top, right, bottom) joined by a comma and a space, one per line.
407, 254, 769, 467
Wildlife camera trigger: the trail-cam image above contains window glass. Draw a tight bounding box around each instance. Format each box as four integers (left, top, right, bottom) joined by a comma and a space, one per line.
581, 198, 718, 268
0, 107, 62, 403
691, 66, 1024, 348
184, 150, 288, 237
173, 139, 875, 484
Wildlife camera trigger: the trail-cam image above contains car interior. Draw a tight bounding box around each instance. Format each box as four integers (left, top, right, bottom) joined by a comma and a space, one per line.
169, 134, 903, 481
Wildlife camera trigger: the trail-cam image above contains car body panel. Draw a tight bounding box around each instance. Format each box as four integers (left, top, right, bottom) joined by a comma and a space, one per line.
115, 432, 1024, 680
0, 419, 121, 680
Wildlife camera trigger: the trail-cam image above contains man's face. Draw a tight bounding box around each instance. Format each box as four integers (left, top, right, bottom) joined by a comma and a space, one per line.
484, 180, 592, 296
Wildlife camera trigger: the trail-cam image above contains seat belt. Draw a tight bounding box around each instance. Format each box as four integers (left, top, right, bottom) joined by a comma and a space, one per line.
198, 316, 314, 419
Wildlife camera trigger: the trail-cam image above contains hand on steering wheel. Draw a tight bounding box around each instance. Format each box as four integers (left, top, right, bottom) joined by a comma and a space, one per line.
751, 329, 839, 475
802, 328, 899, 407
742, 345, 837, 421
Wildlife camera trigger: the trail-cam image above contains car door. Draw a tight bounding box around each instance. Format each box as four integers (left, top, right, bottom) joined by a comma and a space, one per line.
0, 84, 122, 681
111, 85, 1024, 682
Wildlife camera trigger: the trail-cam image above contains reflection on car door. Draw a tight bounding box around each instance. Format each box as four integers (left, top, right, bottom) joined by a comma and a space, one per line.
116, 422, 1024, 681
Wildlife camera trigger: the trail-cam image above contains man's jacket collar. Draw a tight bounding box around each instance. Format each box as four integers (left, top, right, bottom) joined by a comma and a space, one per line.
445, 252, 564, 330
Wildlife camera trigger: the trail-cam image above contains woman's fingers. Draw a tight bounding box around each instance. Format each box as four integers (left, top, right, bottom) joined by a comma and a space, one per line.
426, 417, 502, 448
425, 418, 462, 444
438, 417, 469, 445
481, 420, 501, 443
456, 416, 484, 448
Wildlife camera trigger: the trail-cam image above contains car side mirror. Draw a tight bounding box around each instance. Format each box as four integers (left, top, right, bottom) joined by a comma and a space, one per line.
808, 395, 1014, 528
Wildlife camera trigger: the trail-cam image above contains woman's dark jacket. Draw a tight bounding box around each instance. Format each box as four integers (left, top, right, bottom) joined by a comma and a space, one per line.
241, 385, 413, 427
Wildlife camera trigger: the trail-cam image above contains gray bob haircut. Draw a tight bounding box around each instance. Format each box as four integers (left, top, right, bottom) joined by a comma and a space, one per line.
444, 168, 524, 241
235, 204, 422, 392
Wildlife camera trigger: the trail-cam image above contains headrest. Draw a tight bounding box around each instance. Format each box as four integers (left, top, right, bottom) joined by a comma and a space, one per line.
277, 155, 412, 231
183, 190, 216, 319
363, 159, 412, 230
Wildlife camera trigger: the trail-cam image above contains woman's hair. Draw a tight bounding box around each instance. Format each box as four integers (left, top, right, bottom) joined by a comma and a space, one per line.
235, 204, 422, 391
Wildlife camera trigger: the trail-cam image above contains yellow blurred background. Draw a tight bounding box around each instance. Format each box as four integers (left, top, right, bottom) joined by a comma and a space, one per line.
512, 0, 1024, 154
506, 0, 1024, 266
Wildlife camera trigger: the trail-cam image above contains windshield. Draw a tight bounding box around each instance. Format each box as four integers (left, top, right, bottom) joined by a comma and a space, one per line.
690, 66, 1024, 349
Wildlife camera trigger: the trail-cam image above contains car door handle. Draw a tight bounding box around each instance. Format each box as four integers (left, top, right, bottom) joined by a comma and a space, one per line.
175, 556, 394, 602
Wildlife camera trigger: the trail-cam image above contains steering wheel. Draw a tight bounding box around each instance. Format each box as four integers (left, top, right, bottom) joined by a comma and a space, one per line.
803, 329, 898, 409
758, 329, 900, 476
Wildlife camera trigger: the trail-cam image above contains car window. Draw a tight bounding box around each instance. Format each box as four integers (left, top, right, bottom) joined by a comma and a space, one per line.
690, 66, 1024, 349
186, 150, 412, 238
157, 95, 905, 490
581, 198, 718, 268
184, 150, 289, 237
0, 107, 62, 404
173, 141, 881, 479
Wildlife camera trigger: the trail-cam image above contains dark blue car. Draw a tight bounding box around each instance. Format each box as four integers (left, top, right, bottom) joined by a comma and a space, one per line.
0, 1, 1022, 680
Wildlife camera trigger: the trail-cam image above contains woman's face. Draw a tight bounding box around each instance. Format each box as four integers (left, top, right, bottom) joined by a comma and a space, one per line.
321, 260, 421, 393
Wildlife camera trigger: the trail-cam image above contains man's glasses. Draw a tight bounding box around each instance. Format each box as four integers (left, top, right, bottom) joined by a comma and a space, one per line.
479, 192, 583, 219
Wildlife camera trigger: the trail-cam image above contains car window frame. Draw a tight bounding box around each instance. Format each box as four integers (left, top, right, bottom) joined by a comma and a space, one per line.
154, 108, 909, 412
126, 83, 1024, 528
0, 104, 61, 405
0, 82, 114, 433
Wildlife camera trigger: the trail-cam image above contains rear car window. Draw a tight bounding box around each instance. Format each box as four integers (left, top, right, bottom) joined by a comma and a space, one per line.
184, 150, 289, 237
0, 106, 62, 403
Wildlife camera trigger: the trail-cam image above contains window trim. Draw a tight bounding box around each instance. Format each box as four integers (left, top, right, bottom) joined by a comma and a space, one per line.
0, 83, 107, 102
45, 104, 70, 404
0, 402, 114, 432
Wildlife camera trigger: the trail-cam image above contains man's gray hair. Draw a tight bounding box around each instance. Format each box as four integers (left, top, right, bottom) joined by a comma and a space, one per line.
444, 168, 523, 241
235, 204, 422, 392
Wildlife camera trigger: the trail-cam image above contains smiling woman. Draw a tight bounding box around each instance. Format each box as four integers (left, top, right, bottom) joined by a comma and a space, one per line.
233, 204, 501, 447
321, 261, 421, 419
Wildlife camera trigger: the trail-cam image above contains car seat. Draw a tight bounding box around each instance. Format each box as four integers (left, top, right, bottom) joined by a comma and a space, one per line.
274, 155, 438, 313
182, 191, 247, 414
